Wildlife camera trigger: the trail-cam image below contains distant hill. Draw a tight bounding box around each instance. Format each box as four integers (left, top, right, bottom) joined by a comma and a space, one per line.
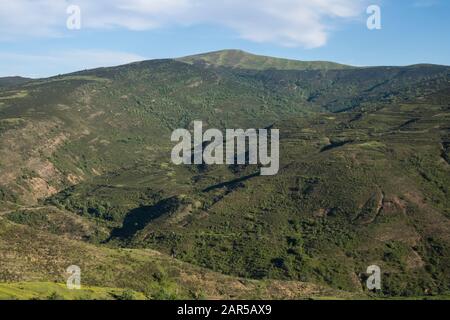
0, 76, 31, 88
177, 49, 352, 71
1, 50, 450, 299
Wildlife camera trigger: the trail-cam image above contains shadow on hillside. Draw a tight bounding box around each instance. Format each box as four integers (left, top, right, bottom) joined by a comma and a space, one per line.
109, 197, 181, 240
320, 140, 353, 152
202, 172, 260, 192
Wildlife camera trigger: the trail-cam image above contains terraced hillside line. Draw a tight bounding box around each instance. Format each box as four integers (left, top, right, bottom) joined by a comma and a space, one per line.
398, 118, 420, 129
202, 171, 260, 192
0, 206, 55, 216
1, 51, 450, 298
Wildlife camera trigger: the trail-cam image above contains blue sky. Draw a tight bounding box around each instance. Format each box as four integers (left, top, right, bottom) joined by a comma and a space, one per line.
1, 0, 449, 78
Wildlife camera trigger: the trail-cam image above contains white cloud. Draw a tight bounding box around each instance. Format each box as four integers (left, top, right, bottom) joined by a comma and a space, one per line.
0, 50, 147, 78
0, 0, 366, 48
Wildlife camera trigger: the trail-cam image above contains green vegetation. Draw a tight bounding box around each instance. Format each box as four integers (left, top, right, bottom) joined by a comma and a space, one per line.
0, 90, 28, 100
0, 282, 146, 300
0, 50, 449, 300
178, 50, 352, 70
0, 77, 31, 88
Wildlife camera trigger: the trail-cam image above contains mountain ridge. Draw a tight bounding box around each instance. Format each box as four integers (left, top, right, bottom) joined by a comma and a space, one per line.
4, 50, 450, 80
176, 49, 353, 71
0, 76, 31, 87
0, 50, 449, 299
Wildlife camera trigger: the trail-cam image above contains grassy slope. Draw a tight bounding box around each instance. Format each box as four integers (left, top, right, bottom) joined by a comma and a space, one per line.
0, 215, 356, 300
117, 99, 450, 297
0, 51, 449, 299
0, 77, 31, 88
178, 50, 352, 70
0, 282, 147, 300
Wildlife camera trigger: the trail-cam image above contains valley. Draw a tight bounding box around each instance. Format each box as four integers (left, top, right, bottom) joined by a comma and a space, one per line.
0, 50, 449, 299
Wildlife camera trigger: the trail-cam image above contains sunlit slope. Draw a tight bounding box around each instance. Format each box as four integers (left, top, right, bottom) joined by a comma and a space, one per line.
178, 49, 352, 70
0, 51, 449, 299
0, 215, 354, 300
1, 57, 448, 205
110, 100, 449, 296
